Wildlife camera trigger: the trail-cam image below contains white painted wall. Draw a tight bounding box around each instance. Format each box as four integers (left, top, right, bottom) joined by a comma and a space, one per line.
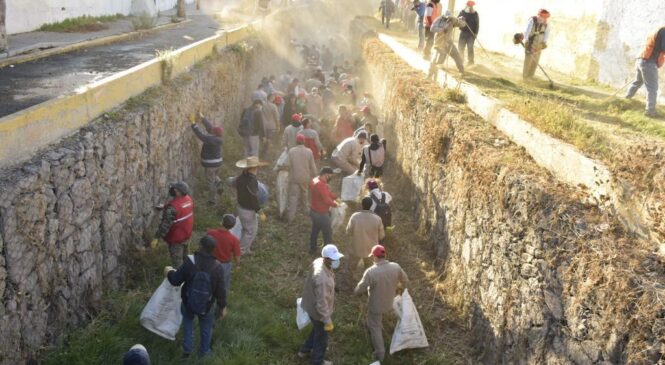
459, 0, 664, 103
6, 0, 195, 34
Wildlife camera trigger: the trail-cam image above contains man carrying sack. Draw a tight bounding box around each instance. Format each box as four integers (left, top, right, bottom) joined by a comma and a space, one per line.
354, 245, 409, 363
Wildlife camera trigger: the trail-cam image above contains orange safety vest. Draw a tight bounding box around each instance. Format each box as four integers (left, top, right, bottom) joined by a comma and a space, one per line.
639, 27, 665, 68
164, 195, 194, 245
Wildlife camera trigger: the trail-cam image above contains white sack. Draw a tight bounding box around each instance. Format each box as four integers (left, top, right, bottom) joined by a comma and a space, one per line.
277, 171, 289, 216
140, 279, 183, 341
330, 202, 347, 231
341, 174, 364, 201
296, 297, 311, 330
390, 289, 429, 354
274, 148, 289, 171
230, 216, 243, 240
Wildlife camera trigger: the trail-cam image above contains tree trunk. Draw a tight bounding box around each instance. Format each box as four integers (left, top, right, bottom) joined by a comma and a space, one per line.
0, 0, 7, 52
177, 0, 186, 18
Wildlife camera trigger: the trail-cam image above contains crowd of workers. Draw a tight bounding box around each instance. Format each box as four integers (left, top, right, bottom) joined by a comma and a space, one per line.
125, 35, 406, 365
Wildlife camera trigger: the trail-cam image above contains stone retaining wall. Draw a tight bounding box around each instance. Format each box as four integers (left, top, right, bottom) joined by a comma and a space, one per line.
0, 43, 272, 364
358, 32, 665, 364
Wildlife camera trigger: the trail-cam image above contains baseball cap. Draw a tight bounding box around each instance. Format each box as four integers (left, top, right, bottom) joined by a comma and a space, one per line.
292, 113, 302, 122
296, 134, 306, 142
322, 244, 344, 260
368, 245, 386, 258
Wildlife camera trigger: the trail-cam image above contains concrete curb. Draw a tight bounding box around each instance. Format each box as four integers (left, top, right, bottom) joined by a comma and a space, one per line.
0, 19, 193, 69
359, 25, 654, 245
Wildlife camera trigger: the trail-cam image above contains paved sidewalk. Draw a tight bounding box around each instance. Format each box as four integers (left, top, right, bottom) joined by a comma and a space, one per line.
1, 7, 186, 60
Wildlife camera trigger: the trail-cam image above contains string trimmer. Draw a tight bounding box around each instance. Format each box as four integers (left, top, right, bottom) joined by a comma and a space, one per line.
513, 33, 555, 89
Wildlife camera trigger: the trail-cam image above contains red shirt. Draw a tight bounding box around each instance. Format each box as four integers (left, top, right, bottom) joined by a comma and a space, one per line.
310, 177, 338, 214
208, 229, 241, 263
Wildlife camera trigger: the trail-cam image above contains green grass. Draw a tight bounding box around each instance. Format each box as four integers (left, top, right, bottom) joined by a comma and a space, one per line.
42, 118, 470, 364
132, 14, 156, 31
39, 14, 124, 32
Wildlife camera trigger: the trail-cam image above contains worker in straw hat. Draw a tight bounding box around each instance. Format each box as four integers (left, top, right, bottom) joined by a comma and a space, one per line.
523, 9, 551, 80
354, 244, 409, 363
232, 156, 268, 255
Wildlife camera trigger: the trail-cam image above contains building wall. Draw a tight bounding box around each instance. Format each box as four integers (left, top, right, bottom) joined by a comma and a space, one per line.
453, 0, 664, 102
6, 0, 195, 34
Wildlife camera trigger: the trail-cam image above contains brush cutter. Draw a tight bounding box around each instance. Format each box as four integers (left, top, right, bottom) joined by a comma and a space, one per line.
513, 33, 555, 89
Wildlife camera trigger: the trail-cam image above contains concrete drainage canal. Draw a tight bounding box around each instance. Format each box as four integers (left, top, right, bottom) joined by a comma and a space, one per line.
0, 6, 664, 365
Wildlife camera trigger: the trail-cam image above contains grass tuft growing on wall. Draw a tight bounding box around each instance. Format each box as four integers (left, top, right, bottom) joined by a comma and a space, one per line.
39, 14, 124, 32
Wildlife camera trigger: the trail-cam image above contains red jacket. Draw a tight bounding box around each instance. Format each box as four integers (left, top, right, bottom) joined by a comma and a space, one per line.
310, 177, 338, 214
208, 229, 241, 263
164, 195, 194, 245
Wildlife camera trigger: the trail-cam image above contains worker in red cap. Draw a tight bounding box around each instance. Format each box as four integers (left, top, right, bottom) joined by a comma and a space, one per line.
458, 1, 479, 66
190, 112, 224, 205
523, 9, 551, 80
354, 244, 409, 363
285, 133, 318, 221
359, 105, 379, 129
282, 113, 304, 150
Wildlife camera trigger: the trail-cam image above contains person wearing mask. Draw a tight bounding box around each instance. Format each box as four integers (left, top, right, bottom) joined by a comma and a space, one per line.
358, 134, 386, 178
283, 113, 304, 150
626, 27, 665, 118
523, 9, 551, 80
208, 214, 241, 298
346, 197, 385, 277
422, 0, 442, 59
233, 156, 268, 255
458, 1, 479, 66
262, 93, 281, 158
165, 236, 226, 358
153, 182, 194, 267
297, 244, 344, 365
190, 113, 224, 205
309, 168, 339, 254
307, 88, 324, 119
332, 105, 355, 144
281, 94, 298, 130
379, 0, 396, 29
354, 245, 408, 363
332, 132, 367, 175
287, 134, 318, 222
411, 0, 426, 49
300, 118, 325, 161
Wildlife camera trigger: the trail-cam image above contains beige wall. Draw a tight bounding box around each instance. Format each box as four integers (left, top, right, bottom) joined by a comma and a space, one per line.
456, 0, 664, 103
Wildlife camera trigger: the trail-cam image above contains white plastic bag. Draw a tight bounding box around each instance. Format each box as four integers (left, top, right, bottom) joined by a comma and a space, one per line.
274, 148, 289, 171
230, 216, 243, 240
296, 297, 311, 330
341, 174, 364, 201
390, 289, 429, 354
140, 279, 183, 341
330, 202, 347, 231
277, 171, 289, 216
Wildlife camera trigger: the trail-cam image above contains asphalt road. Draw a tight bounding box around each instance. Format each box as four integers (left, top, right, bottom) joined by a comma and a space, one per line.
0, 14, 224, 118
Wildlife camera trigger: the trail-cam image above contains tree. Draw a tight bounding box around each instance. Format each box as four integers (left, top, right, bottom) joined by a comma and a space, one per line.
0, 0, 7, 52
177, 0, 186, 18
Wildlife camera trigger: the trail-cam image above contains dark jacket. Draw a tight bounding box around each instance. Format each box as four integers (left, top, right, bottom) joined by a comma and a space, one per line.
250, 107, 265, 137
458, 10, 479, 36
167, 251, 227, 313
236, 170, 260, 212
192, 117, 223, 168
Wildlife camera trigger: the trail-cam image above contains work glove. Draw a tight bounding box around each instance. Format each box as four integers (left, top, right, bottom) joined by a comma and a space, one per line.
150, 238, 159, 248
541, 43, 548, 50
163, 266, 174, 277
188, 113, 197, 124
259, 212, 267, 222
324, 322, 334, 332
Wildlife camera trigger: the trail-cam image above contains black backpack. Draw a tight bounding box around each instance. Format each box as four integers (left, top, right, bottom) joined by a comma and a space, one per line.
185, 255, 213, 316
238, 107, 254, 137
371, 193, 392, 228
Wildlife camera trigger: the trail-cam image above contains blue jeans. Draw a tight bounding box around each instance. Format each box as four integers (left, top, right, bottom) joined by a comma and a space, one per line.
309, 211, 332, 252
458, 32, 475, 64
220, 262, 232, 298
181, 303, 215, 356
626, 59, 659, 114
299, 318, 329, 365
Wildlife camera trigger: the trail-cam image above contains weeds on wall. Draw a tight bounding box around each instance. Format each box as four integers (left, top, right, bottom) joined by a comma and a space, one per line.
156, 48, 176, 84
39, 14, 124, 32
131, 14, 156, 31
